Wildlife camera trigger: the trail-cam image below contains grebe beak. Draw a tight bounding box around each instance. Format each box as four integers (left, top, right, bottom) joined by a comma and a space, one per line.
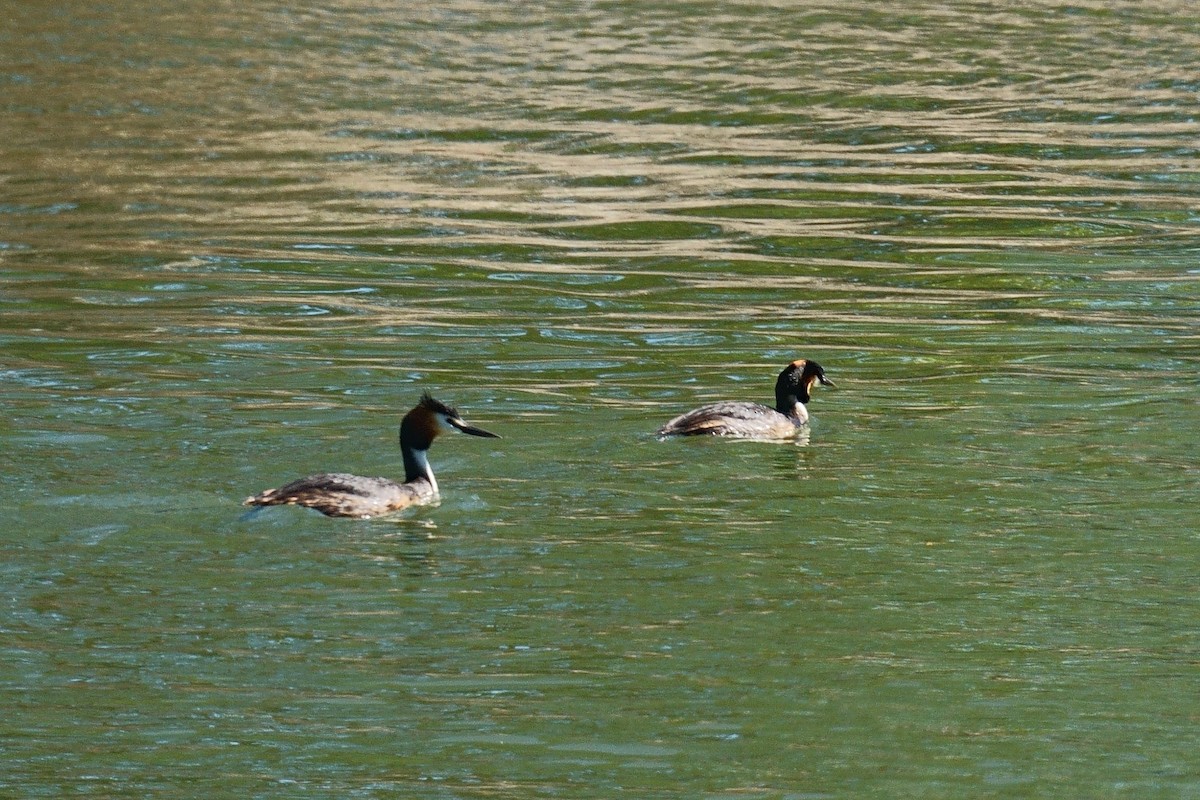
818, 374, 836, 388
447, 417, 500, 438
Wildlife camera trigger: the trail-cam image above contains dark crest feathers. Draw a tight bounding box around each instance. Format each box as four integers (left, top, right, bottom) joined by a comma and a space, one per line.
419, 392, 458, 419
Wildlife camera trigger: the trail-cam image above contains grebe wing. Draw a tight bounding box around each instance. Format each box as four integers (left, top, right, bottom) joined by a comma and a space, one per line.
244, 473, 418, 518
658, 401, 796, 438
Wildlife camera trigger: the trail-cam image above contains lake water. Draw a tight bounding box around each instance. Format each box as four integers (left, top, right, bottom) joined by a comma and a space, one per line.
4, 1, 1200, 796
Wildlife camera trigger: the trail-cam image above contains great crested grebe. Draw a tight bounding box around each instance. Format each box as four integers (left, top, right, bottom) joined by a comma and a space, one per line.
244, 393, 499, 518
657, 359, 834, 439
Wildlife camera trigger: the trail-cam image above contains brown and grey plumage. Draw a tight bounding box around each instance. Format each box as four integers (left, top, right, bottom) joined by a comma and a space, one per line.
657, 359, 834, 439
244, 393, 499, 518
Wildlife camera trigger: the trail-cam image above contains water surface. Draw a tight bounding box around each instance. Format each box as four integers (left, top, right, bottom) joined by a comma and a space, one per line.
3, 1, 1200, 796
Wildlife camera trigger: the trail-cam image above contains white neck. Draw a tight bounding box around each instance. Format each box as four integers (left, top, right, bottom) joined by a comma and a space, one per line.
406, 448, 438, 496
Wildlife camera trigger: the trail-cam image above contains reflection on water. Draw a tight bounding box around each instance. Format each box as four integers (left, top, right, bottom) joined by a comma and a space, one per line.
4, 0, 1200, 796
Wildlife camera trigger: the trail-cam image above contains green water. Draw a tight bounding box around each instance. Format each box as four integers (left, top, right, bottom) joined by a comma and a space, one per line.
4, 1, 1200, 796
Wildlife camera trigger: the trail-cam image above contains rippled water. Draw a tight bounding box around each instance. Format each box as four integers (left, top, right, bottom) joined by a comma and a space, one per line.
4, 1, 1200, 796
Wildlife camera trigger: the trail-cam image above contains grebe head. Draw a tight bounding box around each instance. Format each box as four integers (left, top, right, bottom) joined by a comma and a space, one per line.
775, 359, 834, 411
397, 393, 499, 488
401, 393, 500, 449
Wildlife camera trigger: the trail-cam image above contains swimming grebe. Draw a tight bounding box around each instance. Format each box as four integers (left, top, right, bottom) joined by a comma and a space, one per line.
657, 359, 834, 439
244, 393, 499, 518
